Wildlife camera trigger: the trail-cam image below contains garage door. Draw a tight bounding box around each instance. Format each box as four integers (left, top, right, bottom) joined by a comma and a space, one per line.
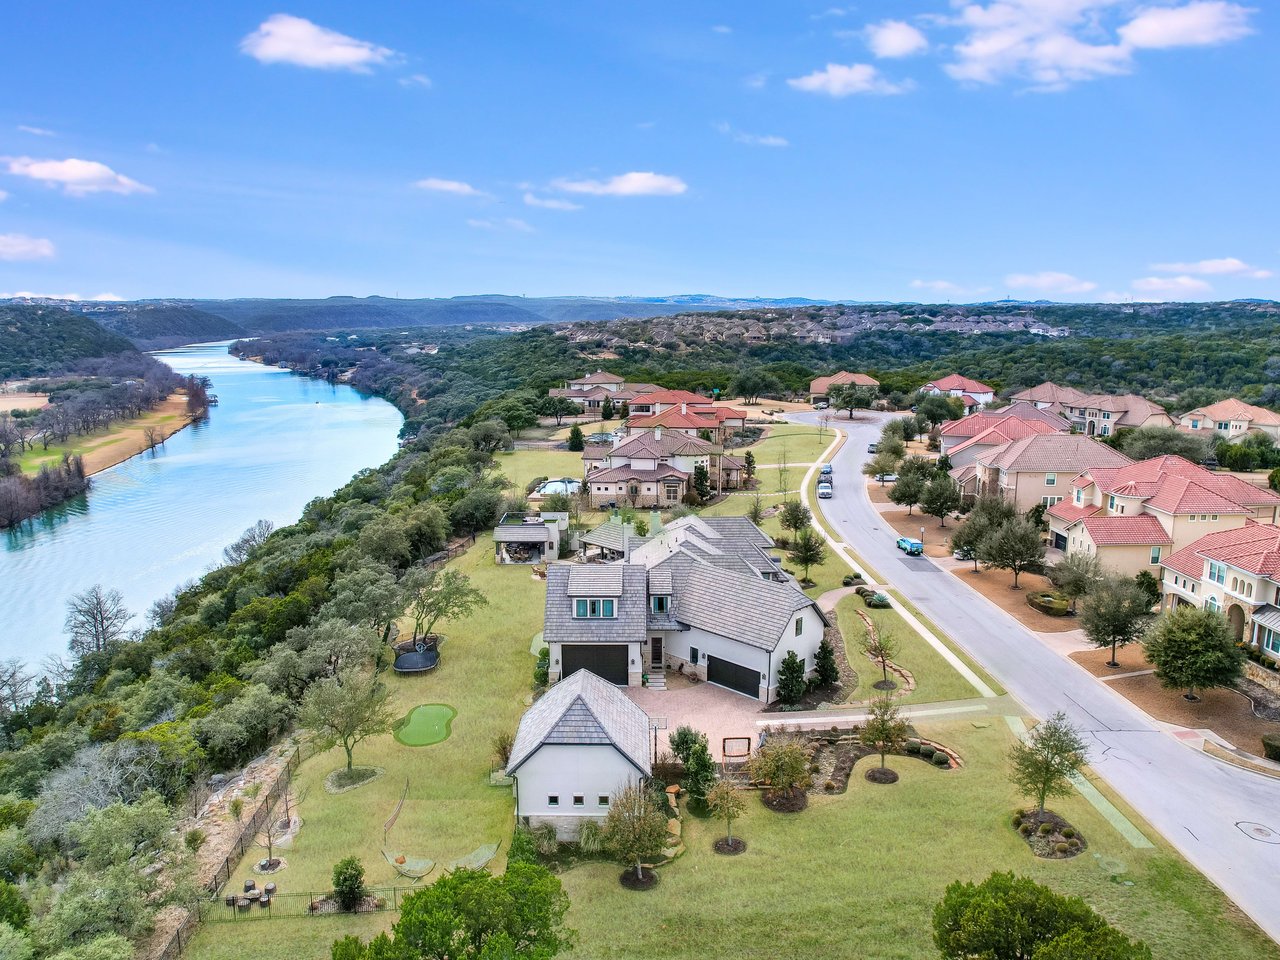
707, 655, 760, 699
561, 644, 629, 685
1051, 532, 1067, 551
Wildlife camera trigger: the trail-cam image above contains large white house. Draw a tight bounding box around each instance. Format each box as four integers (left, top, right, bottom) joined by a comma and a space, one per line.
507, 669, 651, 840
542, 515, 827, 701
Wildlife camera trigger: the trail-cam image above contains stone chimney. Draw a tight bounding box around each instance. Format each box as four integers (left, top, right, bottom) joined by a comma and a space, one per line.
654, 426, 662, 440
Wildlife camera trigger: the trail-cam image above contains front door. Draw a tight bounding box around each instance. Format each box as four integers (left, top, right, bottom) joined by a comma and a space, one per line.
650, 636, 663, 668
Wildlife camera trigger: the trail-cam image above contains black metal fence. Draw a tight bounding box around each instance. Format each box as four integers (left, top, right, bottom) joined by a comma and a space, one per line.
196, 885, 418, 923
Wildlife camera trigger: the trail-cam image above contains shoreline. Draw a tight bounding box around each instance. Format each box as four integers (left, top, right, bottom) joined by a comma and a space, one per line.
20, 392, 197, 479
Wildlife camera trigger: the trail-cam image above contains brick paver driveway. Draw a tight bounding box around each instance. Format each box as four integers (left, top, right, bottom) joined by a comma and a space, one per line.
624, 676, 766, 760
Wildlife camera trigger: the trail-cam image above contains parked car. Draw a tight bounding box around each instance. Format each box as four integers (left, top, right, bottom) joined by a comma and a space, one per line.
867, 442, 878, 454
896, 537, 924, 556
953, 547, 975, 562
817, 481, 834, 499
814, 401, 829, 410
819, 464, 833, 476
873, 473, 898, 483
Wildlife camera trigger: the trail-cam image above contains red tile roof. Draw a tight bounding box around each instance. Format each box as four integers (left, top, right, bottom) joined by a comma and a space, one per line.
626, 408, 719, 430
949, 419, 1060, 455
1182, 398, 1280, 428
1011, 381, 1090, 406
810, 371, 879, 394
1083, 456, 1280, 512
1047, 501, 1102, 525
629, 389, 705, 405
941, 406, 1068, 438
926, 374, 994, 395
1080, 514, 1172, 546
1162, 522, 1280, 580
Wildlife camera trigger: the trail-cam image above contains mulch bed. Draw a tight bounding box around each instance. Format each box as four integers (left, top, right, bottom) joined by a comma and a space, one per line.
761, 788, 808, 813
1013, 809, 1087, 860
619, 867, 660, 890
310, 894, 385, 914
713, 837, 748, 856
323, 766, 385, 795
763, 625, 858, 712
864, 767, 899, 784
1238, 676, 1280, 721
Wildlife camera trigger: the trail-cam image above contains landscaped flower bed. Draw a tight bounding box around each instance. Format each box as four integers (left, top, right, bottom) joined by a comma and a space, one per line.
1012, 809, 1087, 859
1026, 591, 1071, 616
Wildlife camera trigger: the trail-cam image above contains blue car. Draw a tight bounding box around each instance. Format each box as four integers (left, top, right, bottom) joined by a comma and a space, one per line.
819, 464, 833, 476
895, 537, 924, 556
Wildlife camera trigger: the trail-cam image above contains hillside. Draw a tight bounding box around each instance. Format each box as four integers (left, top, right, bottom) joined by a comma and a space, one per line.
0, 305, 138, 379
78, 301, 247, 348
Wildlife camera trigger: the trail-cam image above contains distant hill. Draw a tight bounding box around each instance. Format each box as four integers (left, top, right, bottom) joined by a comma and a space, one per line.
181, 294, 842, 333
0, 305, 138, 379
75, 301, 247, 348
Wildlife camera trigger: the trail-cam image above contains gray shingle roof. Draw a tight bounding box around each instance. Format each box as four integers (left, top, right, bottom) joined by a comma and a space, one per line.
669, 557, 821, 650
544, 564, 648, 644
493, 524, 556, 543
508, 669, 651, 775
580, 519, 650, 553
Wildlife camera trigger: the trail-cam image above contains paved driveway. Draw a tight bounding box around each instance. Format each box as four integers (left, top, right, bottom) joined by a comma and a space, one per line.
789, 409, 1280, 944
625, 678, 766, 761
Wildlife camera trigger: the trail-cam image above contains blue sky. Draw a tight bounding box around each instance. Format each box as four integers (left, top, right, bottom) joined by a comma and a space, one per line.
0, 1, 1275, 302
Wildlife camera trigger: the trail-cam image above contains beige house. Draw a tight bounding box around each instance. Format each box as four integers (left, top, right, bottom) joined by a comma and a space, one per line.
583, 428, 742, 507
939, 403, 1067, 456
1160, 522, 1280, 645
548, 370, 660, 411
955, 434, 1133, 511
921, 374, 995, 414
1009, 382, 1172, 437
1177, 398, 1280, 442
1048, 455, 1280, 575
1010, 381, 1089, 409
946, 419, 1062, 469
810, 371, 879, 403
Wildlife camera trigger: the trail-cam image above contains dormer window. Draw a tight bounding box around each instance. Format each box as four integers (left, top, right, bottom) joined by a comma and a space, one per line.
574, 598, 616, 618
1074, 489, 1082, 505
651, 595, 670, 615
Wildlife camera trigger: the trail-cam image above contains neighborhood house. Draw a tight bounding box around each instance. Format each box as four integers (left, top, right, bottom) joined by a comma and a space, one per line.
951, 433, 1133, 510
809, 371, 879, 404
921, 374, 995, 414
1177, 398, 1280, 441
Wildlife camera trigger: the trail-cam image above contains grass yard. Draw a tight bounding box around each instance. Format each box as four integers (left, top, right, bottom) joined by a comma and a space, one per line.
558, 718, 1278, 960
16, 394, 191, 476
737, 422, 835, 466
494, 447, 585, 497
183, 536, 542, 960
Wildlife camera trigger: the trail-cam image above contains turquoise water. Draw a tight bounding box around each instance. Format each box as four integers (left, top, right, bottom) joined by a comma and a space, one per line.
0, 342, 403, 663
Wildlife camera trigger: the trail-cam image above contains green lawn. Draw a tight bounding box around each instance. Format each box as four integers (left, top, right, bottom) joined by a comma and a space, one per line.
737, 423, 835, 466
183, 536, 542, 959
558, 718, 1278, 960
15, 406, 186, 474
494, 448, 585, 497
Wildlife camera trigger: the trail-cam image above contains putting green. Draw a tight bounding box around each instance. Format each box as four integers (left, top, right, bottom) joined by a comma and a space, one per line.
393, 703, 456, 747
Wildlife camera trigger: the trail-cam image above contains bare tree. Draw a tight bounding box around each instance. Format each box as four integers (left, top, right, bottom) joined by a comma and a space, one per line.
64, 585, 132, 657
142, 425, 160, 451
222, 519, 275, 565
0, 659, 34, 715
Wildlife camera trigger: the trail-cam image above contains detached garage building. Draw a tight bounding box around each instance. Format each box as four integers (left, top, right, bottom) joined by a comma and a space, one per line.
543, 516, 828, 703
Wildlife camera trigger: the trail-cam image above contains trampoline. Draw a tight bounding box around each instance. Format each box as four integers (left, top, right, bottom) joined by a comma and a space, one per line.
393, 637, 440, 674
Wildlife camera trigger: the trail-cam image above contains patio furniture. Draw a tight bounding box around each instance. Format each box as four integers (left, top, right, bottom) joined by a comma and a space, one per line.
447, 841, 501, 872
243, 879, 256, 894
264, 882, 277, 896
382, 848, 435, 881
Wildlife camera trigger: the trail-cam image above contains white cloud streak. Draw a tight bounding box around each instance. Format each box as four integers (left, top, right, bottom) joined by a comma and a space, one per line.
1120, 1, 1254, 48
553, 172, 688, 196
467, 217, 535, 233
787, 63, 913, 96
523, 193, 581, 210
1149, 257, 1271, 278
17, 125, 55, 137
1132, 275, 1214, 296
0, 291, 122, 301
865, 20, 929, 58
5, 157, 153, 196
398, 73, 432, 88
240, 14, 395, 72
1005, 271, 1098, 294
413, 177, 487, 197
714, 122, 788, 147
0, 234, 56, 261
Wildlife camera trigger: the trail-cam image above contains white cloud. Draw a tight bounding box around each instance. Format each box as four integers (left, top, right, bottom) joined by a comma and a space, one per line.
812, 7, 853, 19
1120, 1, 1253, 49
911, 279, 991, 297
0, 190, 7, 202
1150, 256, 1271, 278
523, 193, 581, 211
945, 1, 1255, 91
240, 14, 395, 72
1005, 271, 1097, 294
412, 177, 486, 197
467, 217, 534, 233
553, 172, 688, 197
712, 24, 733, 34
17, 125, 55, 137
398, 73, 432, 88
787, 63, 913, 96
5, 157, 152, 196
0, 291, 122, 301
1132, 274, 1213, 296
0, 234, 56, 261
714, 122, 789, 147
865, 20, 929, 58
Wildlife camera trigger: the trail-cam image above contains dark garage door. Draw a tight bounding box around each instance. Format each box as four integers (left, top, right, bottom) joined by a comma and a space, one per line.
562, 644, 629, 685
707, 655, 760, 699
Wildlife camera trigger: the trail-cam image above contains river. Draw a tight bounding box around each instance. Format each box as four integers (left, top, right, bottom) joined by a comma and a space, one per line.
0, 342, 404, 665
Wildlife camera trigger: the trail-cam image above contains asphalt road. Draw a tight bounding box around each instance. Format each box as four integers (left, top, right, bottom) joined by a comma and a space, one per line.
790, 409, 1280, 944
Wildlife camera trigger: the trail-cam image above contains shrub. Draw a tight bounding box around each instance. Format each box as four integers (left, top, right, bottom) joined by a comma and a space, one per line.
332, 856, 367, 911
533, 823, 559, 857
905, 739, 921, 754
809, 763, 820, 774
184, 828, 206, 854
577, 820, 604, 855
1027, 592, 1071, 616
932, 752, 951, 767
824, 780, 837, 792
1069, 838, 1081, 848
507, 828, 539, 866
533, 648, 550, 688
1055, 842, 1069, 854
1019, 823, 1033, 836
1263, 734, 1280, 764
1061, 827, 1075, 839
919, 744, 936, 758
1011, 814, 1023, 828
228, 798, 244, 821
1038, 822, 1054, 836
